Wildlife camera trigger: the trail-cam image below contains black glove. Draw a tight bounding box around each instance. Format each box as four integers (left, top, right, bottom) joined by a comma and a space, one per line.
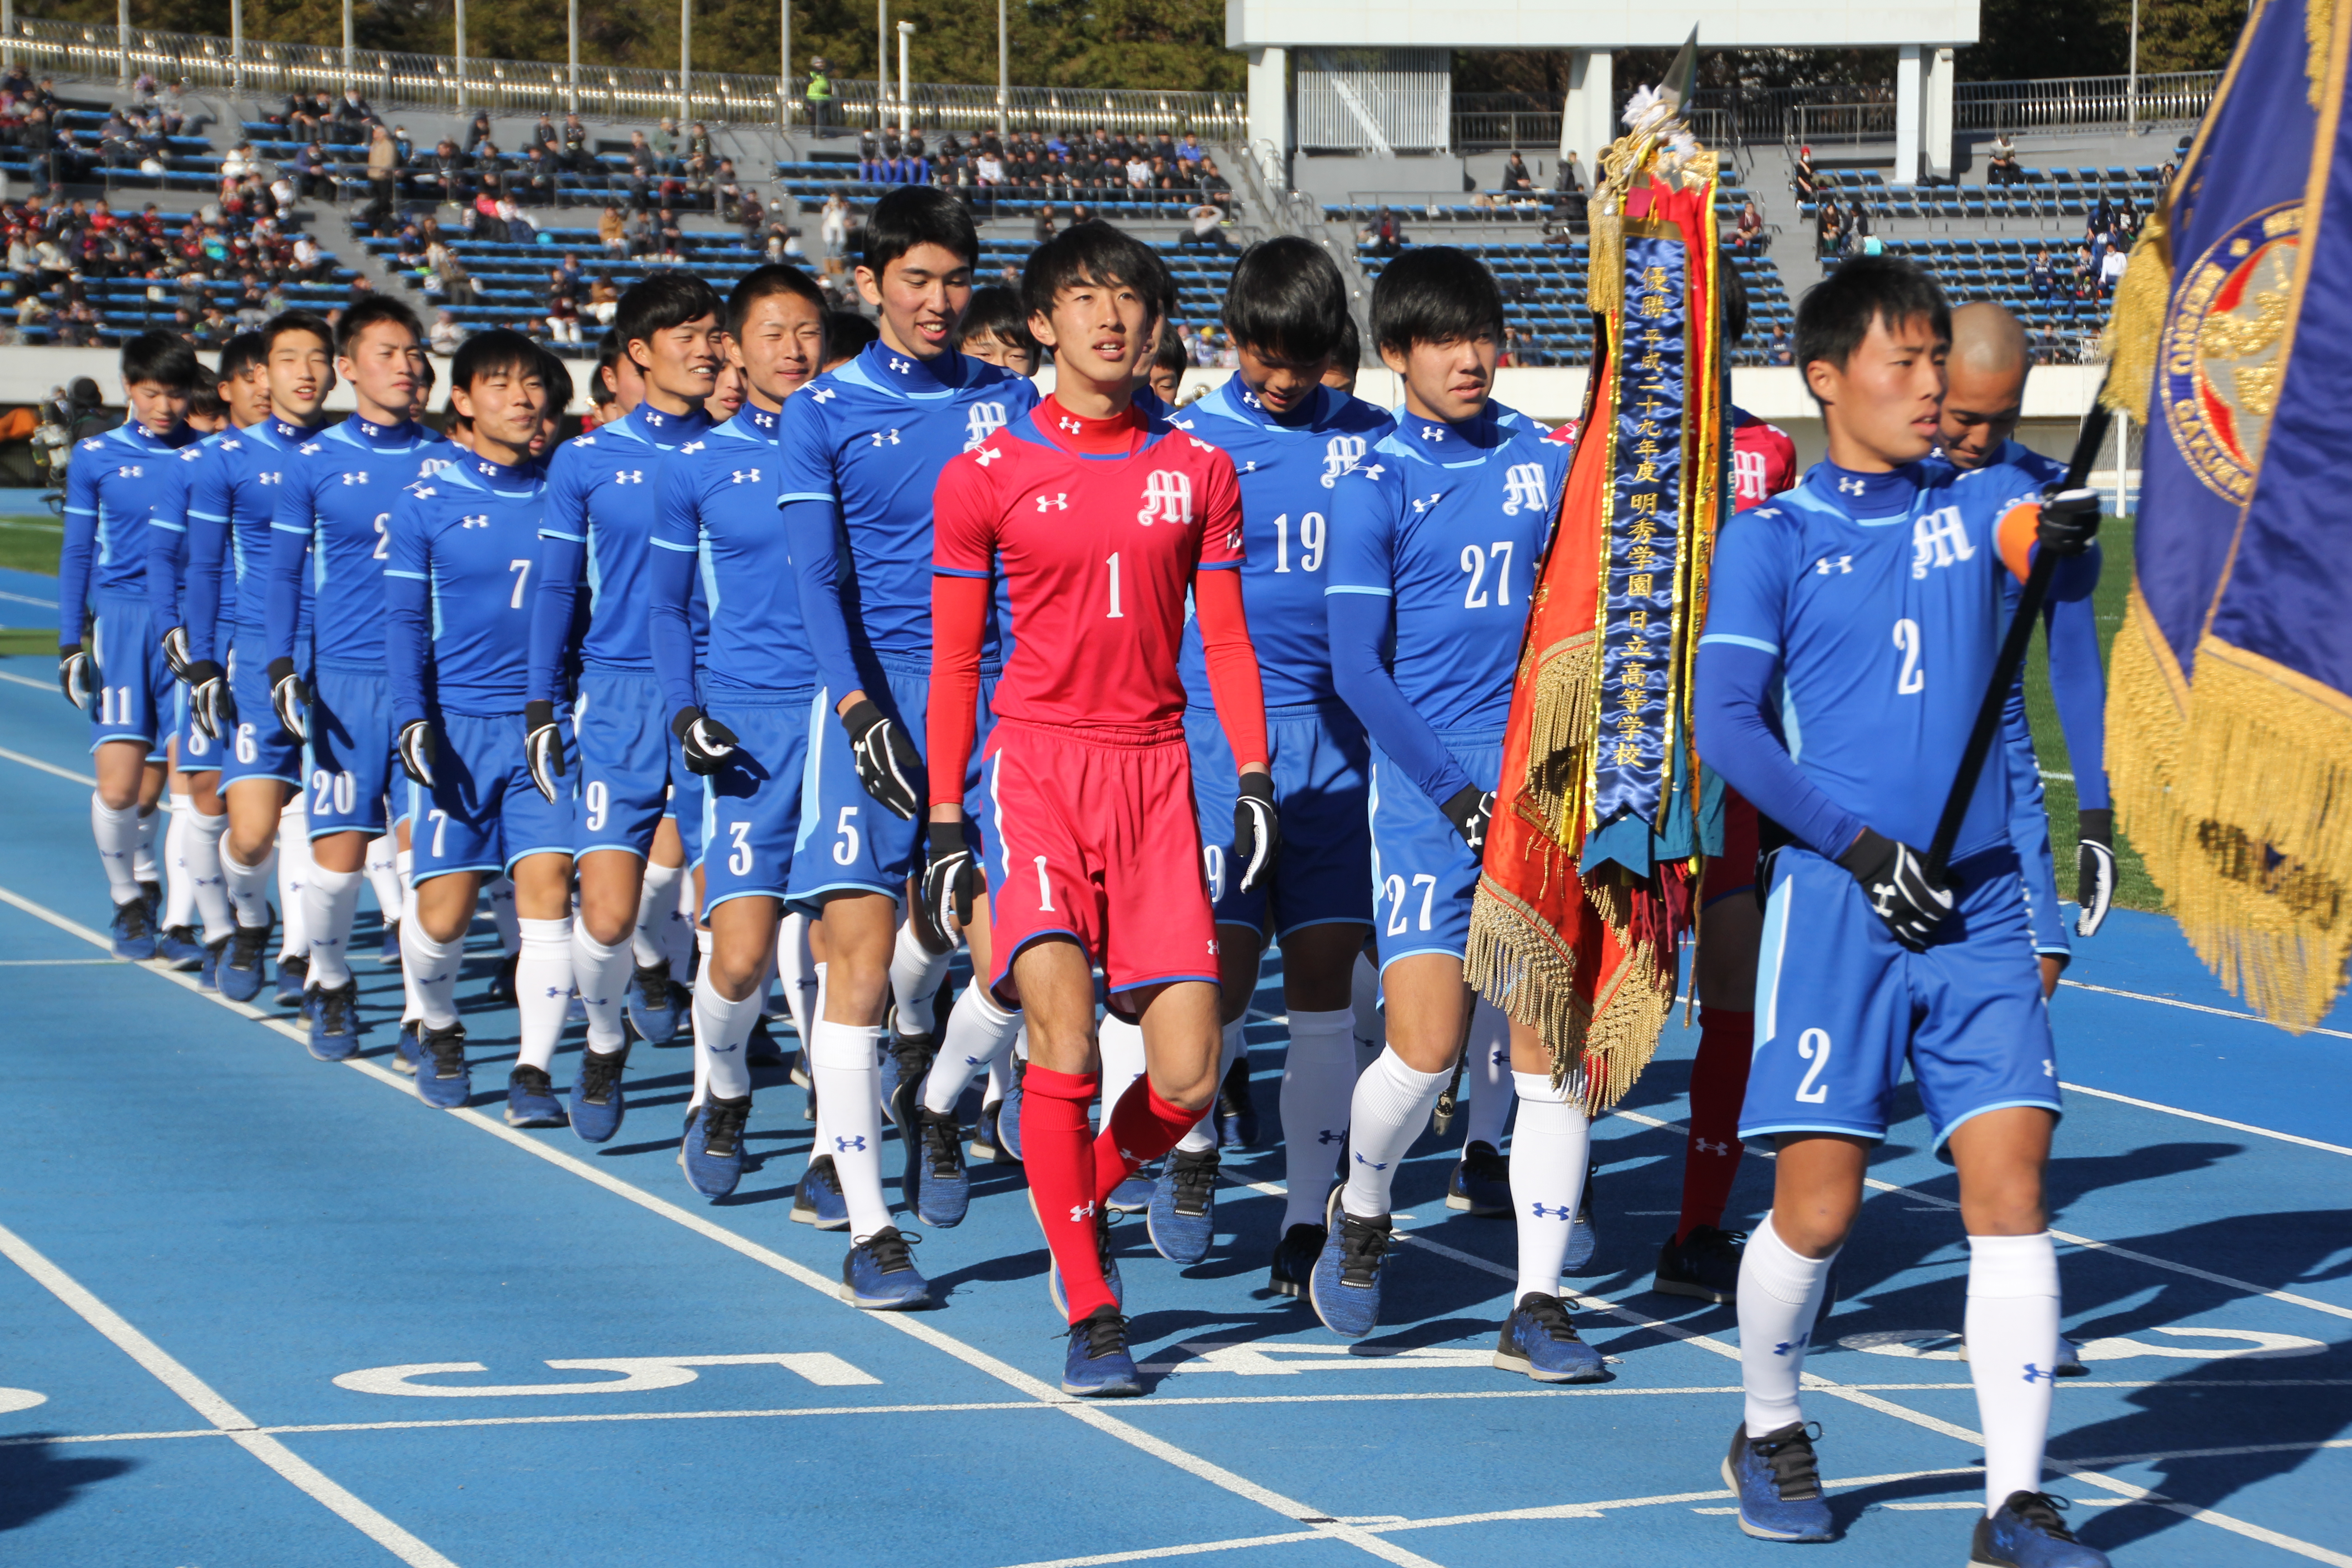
2075, 807, 2115, 938
186, 659, 234, 739
267, 656, 309, 742
524, 698, 566, 804
1837, 827, 1954, 950
1441, 785, 1495, 854
1229, 771, 1280, 896
160, 623, 196, 683
671, 706, 739, 775
2036, 486, 2101, 556
915, 818, 980, 952
57, 643, 94, 711
396, 718, 437, 787
840, 696, 924, 821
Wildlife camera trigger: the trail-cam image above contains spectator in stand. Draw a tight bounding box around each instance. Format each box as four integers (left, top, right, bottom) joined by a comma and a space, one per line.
1792, 145, 1818, 203
335, 87, 373, 141
652, 117, 681, 176
586, 274, 618, 326
368, 123, 400, 211
1735, 197, 1764, 250
686, 123, 716, 193
1502, 150, 1534, 192
598, 204, 627, 255
546, 271, 582, 343
2158, 158, 2179, 194
624, 131, 658, 209
1033, 203, 1058, 244
562, 114, 598, 184
1768, 323, 1792, 365
1369, 205, 1402, 257
1179, 130, 1205, 165
2099, 241, 2128, 297
464, 112, 493, 157
429, 138, 467, 206
806, 58, 838, 138
429, 305, 466, 356
1181, 198, 1230, 250
2029, 248, 2054, 299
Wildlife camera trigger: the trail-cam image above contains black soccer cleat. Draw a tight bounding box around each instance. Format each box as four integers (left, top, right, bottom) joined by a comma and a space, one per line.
1653, 1224, 1746, 1304
1269, 1222, 1326, 1299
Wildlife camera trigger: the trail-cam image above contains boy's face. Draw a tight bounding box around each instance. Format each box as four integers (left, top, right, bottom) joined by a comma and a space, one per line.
124, 377, 189, 436
1148, 361, 1183, 406
223, 362, 271, 426
1233, 341, 1326, 421
452, 363, 549, 457
266, 328, 333, 422
856, 242, 973, 358
735, 289, 828, 404
629, 310, 722, 406
1805, 311, 1947, 469
962, 328, 1034, 377
338, 318, 423, 420
1380, 332, 1497, 425
1936, 356, 2025, 471
1319, 359, 1358, 395
1030, 271, 1154, 389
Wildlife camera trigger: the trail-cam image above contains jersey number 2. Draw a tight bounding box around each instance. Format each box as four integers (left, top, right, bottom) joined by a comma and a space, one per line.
1892, 618, 1925, 694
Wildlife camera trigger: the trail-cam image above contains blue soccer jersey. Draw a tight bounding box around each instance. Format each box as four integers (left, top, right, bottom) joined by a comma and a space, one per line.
650, 403, 812, 711
384, 452, 551, 726
1173, 376, 1394, 708
266, 416, 452, 673
146, 418, 321, 660
528, 400, 714, 703
1326, 405, 1571, 806
142, 435, 237, 646
58, 420, 198, 638
777, 338, 1037, 687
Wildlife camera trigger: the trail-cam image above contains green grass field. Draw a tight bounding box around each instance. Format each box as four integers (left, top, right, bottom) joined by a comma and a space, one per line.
0, 514, 62, 576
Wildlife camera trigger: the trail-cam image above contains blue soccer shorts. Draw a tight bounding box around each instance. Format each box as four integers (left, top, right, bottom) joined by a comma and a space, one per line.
1188, 697, 1374, 937
307, 665, 396, 839
87, 591, 174, 760
573, 666, 697, 860
219, 624, 305, 789
698, 687, 814, 914
1368, 729, 1502, 971
171, 682, 222, 774
1744, 843, 2062, 1153
785, 664, 995, 908
407, 710, 576, 882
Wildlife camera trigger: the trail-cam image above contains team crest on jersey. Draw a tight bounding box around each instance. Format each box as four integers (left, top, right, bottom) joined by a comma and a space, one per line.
1910, 505, 1976, 578
963, 402, 1008, 450
1320, 435, 1367, 490
1734, 446, 1770, 500
1501, 463, 1548, 517
418, 457, 450, 479
1137, 470, 1192, 526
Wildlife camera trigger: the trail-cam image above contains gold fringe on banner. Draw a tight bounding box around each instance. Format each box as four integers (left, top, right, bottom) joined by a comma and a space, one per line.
1519, 631, 1597, 845
2163, 637, 2352, 1033
1463, 877, 1674, 1114
2105, 584, 2195, 902
2101, 198, 2172, 424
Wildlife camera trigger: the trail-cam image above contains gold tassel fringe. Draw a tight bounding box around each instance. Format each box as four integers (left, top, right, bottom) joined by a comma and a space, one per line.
1519, 631, 1597, 846
1465, 876, 1675, 1115
2105, 583, 2193, 901
2101, 197, 2172, 424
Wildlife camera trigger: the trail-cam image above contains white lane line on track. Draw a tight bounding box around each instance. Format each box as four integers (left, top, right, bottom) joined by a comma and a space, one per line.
0, 742, 92, 784
0, 1222, 460, 1568
2057, 977, 2352, 1043
2053, 1080, 2352, 1157
0, 588, 57, 607
2, 867, 2347, 1565
0, 668, 55, 691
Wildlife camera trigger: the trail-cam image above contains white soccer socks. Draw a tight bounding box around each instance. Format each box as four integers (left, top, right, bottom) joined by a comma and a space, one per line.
776, 910, 818, 1045
1176, 1019, 1249, 1155
514, 917, 575, 1073
132, 804, 159, 887
923, 980, 1022, 1117
1738, 1214, 1840, 1437
573, 924, 634, 1054
1098, 1011, 1148, 1107
1350, 950, 1385, 1070
487, 875, 520, 957
1460, 997, 1515, 1152
89, 793, 143, 903
810, 1019, 892, 1238
220, 843, 273, 930
182, 804, 231, 942
163, 797, 196, 930
1509, 1071, 1592, 1300
633, 858, 684, 969
276, 798, 311, 958
394, 849, 423, 1024
304, 864, 365, 988
1278, 1006, 1357, 1232
401, 921, 464, 1030
692, 972, 764, 1102
888, 921, 950, 1036
1966, 1231, 2062, 1514
1340, 1047, 1453, 1220
364, 833, 402, 929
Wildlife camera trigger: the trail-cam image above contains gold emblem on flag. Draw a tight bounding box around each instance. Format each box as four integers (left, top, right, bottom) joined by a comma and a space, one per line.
2161, 202, 2302, 504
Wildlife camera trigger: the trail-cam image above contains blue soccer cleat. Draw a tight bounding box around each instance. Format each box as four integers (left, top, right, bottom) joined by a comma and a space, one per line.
197, 933, 229, 991
998, 1062, 1026, 1161
1308, 1185, 1394, 1340
679, 1095, 750, 1200
1493, 1292, 1606, 1382
912, 1108, 970, 1228
415, 1023, 470, 1108
880, 1025, 936, 1130
1563, 1156, 1601, 1272
274, 953, 309, 1009
109, 897, 156, 960
568, 1044, 628, 1142
1107, 1169, 1155, 1215
1446, 1140, 1511, 1215
390, 1021, 421, 1076
1215, 1057, 1259, 1148
216, 915, 272, 1003
378, 918, 402, 967
1147, 1147, 1219, 1265
139, 878, 162, 920
970, 1098, 1005, 1162
1062, 1306, 1143, 1397
505, 1065, 565, 1127
1036, 1191, 1122, 1320
305, 981, 362, 1062
1971, 1492, 2110, 1567
627, 960, 680, 1045
156, 923, 206, 970
791, 1154, 849, 1228
1269, 1222, 1326, 1299
1722, 1421, 1835, 1542
840, 1225, 932, 1310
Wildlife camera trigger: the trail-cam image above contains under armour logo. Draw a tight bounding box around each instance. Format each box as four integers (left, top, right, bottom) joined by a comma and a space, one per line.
340, 472, 369, 485
1529, 1202, 1572, 1220
256, 471, 282, 485
810, 387, 836, 402
889, 356, 911, 374
1361, 463, 1386, 482
1317, 1130, 1343, 1145
1239, 387, 1262, 408
1069, 1200, 1095, 1223
542, 985, 562, 998
2043, 1058, 2056, 1077
613, 470, 645, 484
681, 440, 707, 455
835, 1135, 867, 1152
974, 447, 1002, 467
414, 485, 437, 498
460, 514, 489, 529
1036, 493, 1068, 512
1353, 1152, 1388, 1171
1774, 1332, 1810, 1356
962, 1054, 984, 1066
1058, 415, 1083, 434
1837, 476, 1867, 496
1410, 490, 1443, 514
870, 429, 901, 447
730, 469, 761, 484
1696, 1137, 1731, 1156
1137, 469, 1192, 526
1418, 423, 1446, 442
644, 410, 666, 426
1813, 555, 1853, 575
2022, 1362, 2058, 1384
1489, 1046, 1506, 1067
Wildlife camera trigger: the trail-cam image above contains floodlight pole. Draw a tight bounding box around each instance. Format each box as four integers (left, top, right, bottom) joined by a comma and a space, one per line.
779, 0, 790, 131
341, 0, 353, 84
897, 20, 911, 136
230, 0, 242, 93
568, 0, 578, 114
454, 0, 467, 116
996, 0, 1007, 141
680, 0, 692, 126
876, 0, 887, 129
2127, 0, 2140, 131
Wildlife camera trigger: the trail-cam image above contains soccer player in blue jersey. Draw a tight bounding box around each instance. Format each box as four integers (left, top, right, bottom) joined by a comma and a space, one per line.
150, 314, 339, 1004
779, 187, 1039, 1270
1695, 258, 2107, 1566
266, 297, 451, 1058
1139, 238, 1393, 1279
1319, 249, 1595, 1378
386, 332, 575, 1124
528, 272, 722, 1085
57, 331, 201, 958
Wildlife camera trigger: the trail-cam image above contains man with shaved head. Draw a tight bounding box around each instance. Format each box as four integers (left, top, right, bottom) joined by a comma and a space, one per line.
1936, 300, 2116, 990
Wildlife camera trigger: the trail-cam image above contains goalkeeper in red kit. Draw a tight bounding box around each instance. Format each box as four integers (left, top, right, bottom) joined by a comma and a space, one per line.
924, 223, 1278, 1397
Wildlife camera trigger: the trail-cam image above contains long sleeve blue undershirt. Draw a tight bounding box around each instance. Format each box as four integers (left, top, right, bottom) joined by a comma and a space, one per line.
781, 495, 864, 700
525, 529, 587, 706
646, 532, 700, 720
1695, 640, 1870, 860
265, 522, 310, 667
1326, 587, 1477, 807
383, 564, 431, 730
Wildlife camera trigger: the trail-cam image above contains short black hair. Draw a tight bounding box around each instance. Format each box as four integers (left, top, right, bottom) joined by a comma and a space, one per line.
1370, 246, 1503, 356
726, 263, 825, 338
1330, 314, 1361, 374
1020, 222, 1169, 329
1793, 255, 1948, 380
188, 378, 227, 423
1222, 237, 1348, 365
823, 310, 879, 364
535, 347, 572, 411
336, 294, 423, 356
262, 308, 334, 358
121, 329, 198, 390
616, 270, 723, 370
861, 185, 980, 276
215, 330, 268, 385
449, 327, 545, 393
959, 284, 1035, 359
1152, 323, 1188, 378
1720, 253, 1751, 344
591, 328, 622, 407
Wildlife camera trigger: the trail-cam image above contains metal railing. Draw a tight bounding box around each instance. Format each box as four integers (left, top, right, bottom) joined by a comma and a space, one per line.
0, 16, 1246, 134
1955, 71, 2217, 131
